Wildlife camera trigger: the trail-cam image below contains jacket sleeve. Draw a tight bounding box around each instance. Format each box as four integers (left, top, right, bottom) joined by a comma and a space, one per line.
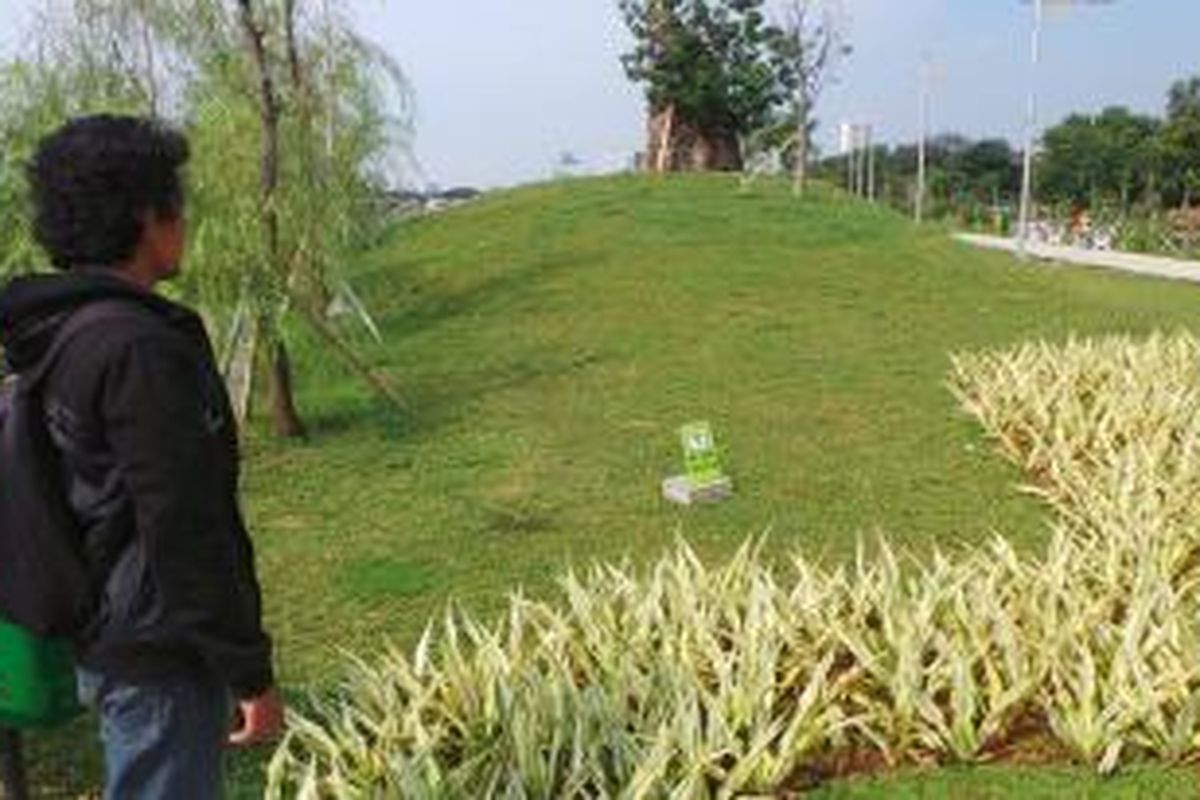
101, 332, 274, 698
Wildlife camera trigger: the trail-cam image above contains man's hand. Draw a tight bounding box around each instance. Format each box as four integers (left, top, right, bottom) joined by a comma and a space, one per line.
228, 686, 285, 747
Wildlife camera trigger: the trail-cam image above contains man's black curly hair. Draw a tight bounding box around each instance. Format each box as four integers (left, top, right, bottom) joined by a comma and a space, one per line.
28, 115, 190, 271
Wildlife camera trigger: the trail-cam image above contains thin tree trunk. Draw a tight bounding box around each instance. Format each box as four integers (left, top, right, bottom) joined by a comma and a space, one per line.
794, 99, 809, 196
221, 296, 258, 424
868, 135, 876, 202
237, 0, 280, 261
283, 0, 306, 95
266, 331, 305, 438
237, 0, 307, 438
282, 0, 327, 302
655, 105, 675, 173
277, 5, 405, 416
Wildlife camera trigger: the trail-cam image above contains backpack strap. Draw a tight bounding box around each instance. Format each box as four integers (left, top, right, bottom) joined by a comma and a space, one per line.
24, 299, 153, 389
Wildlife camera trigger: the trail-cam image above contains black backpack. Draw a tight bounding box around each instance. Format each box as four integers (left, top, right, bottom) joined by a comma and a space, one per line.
0, 301, 136, 639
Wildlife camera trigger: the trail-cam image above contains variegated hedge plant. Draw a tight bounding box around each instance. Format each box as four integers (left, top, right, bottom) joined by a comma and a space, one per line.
267, 332, 1200, 798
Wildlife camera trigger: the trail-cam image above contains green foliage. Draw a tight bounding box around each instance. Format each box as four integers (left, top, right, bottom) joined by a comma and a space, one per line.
1159, 77, 1200, 208
618, 0, 794, 136
1027, 75, 1200, 213
0, 0, 407, 295
814, 135, 1020, 225
0, 0, 411, 422
0, 57, 146, 275
1038, 108, 1161, 209
176, 5, 410, 335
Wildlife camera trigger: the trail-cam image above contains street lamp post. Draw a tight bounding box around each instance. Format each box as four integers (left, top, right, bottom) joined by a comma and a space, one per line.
1017, 0, 1116, 259
867, 126, 876, 202
1016, 0, 1044, 260
916, 56, 931, 223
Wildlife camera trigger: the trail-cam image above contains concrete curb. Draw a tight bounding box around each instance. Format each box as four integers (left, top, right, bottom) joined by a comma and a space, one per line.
953, 233, 1200, 285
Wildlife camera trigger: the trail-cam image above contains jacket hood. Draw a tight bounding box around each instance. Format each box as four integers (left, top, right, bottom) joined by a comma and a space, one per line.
0, 272, 180, 373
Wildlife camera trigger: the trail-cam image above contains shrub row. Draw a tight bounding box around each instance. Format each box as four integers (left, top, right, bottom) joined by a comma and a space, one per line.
267, 333, 1200, 798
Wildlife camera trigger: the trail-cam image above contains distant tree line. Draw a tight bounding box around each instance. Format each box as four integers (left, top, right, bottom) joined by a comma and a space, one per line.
1037, 78, 1200, 212
814, 136, 1022, 227
811, 74, 1200, 235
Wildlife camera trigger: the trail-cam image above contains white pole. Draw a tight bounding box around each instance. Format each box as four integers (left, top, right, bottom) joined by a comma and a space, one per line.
856, 126, 866, 197
849, 133, 859, 194
916, 58, 929, 223
1017, 0, 1044, 259
849, 126, 860, 196
867, 125, 876, 202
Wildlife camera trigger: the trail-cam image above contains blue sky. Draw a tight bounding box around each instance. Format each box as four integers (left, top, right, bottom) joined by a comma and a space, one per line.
2, 0, 1198, 188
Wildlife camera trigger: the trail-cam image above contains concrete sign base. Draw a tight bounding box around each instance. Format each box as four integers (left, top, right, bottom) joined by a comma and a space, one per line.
662, 475, 734, 506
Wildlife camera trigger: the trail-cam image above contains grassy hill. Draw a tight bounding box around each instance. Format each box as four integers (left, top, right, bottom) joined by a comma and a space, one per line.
29, 174, 1200, 798
252, 174, 1200, 685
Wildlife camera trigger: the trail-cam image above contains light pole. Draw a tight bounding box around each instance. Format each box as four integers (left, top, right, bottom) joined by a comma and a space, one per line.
867, 125, 876, 202
1017, 0, 1116, 258
916, 56, 931, 223
1016, 0, 1044, 260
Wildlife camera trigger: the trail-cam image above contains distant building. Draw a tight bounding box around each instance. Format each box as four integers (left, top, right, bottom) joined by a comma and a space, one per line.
378, 187, 482, 217
552, 151, 639, 180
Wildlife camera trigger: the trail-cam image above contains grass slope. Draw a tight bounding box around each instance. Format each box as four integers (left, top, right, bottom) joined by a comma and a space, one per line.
253, 174, 1200, 685
28, 174, 1200, 797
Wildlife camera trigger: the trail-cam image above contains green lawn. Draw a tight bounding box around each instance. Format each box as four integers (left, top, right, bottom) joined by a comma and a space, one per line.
810, 765, 1200, 798
253, 174, 1200, 683
26, 174, 1200, 796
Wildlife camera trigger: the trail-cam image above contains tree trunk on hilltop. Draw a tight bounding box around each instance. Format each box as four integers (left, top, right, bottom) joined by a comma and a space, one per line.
645, 106, 743, 173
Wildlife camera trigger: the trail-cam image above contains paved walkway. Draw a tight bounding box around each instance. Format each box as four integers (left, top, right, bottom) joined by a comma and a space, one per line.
954, 233, 1200, 285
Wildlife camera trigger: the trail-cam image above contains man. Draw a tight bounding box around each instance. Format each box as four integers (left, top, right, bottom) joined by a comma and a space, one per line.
0, 115, 282, 798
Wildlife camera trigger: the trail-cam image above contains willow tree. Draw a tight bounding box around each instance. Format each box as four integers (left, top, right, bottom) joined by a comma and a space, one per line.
0, 0, 411, 437
0, 7, 152, 275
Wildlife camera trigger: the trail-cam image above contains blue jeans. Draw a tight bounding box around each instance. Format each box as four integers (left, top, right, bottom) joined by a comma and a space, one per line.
77, 668, 232, 800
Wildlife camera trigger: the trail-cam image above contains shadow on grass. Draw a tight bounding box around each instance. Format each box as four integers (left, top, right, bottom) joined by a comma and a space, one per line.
295, 248, 603, 444
376, 249, 600, 341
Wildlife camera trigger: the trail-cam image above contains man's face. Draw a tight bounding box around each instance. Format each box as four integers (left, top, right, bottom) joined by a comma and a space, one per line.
142, 209, 187, 282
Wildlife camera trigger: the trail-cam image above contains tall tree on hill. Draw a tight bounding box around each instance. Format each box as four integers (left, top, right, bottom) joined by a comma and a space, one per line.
618, 0, 791, 172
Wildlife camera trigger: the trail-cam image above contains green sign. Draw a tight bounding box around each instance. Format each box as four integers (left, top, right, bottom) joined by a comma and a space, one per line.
680, 421, 725, 488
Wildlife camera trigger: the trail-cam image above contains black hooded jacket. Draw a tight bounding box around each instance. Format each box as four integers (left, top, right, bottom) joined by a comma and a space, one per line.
0, 271, 273, 699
